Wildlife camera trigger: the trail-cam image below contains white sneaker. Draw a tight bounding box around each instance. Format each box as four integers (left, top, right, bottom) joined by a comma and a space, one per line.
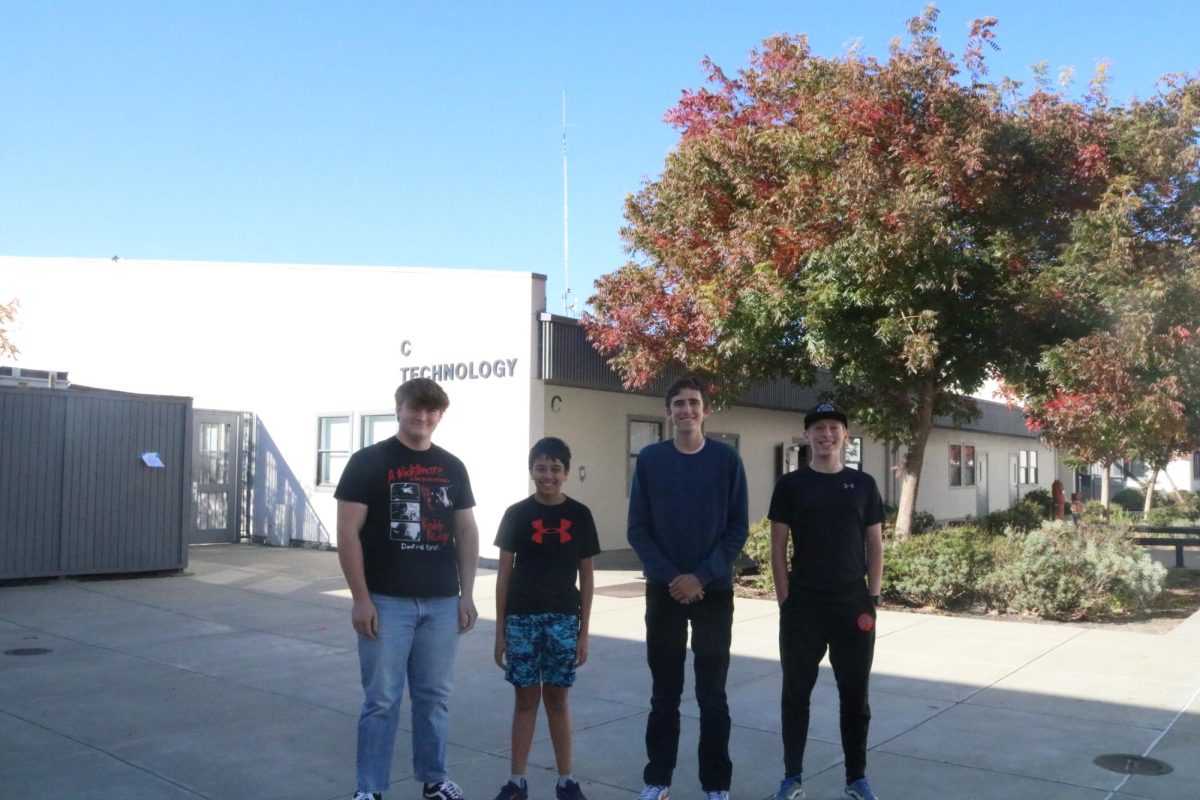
636, 785, 669, 800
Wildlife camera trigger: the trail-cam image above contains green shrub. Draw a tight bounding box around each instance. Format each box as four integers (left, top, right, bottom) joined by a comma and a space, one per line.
884, 527, 999, 609
1144, 505, 1186, 527
981, 522, 1166, 620
740, 517, 776, 590
1082, 500, 1109, 523
977, 509, 1011, 536
1023, 488, 1054, 519
911, 510, 938, 535
975, 500, 1044, 535
1176, 491, 1200, 522
1006, 499, 1046, 533
1111, 488, 1145, 513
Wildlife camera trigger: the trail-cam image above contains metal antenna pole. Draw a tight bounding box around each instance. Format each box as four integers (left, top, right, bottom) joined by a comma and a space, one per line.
562, 91, 576, 317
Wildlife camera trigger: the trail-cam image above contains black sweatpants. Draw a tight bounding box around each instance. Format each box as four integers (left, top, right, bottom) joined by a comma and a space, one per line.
779, 584, 875, 782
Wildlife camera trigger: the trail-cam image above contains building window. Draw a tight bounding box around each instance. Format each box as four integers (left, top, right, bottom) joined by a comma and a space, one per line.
949, 443, 976, 487
628, 417, 664, 494
845, 436, 863, 470
709, 431, 740, 452
1019, 449, 1038, 484
317, 415, 351, 487
1193, 451, 1200, 480
361, 413, 395, 447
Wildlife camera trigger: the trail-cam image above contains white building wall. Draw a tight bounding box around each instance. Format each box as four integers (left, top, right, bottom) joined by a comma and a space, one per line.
1160, 454, 1199, 495
1, 256, 544, 550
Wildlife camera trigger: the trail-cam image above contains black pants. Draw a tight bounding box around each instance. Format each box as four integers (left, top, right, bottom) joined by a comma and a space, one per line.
779, 585, 875, 783
643, 583, 734, 790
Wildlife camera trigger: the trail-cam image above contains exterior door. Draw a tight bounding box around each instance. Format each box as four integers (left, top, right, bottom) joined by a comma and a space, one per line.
189, 410, 244, 544
1008, 453, 1019, 507
975, 452, 989, 517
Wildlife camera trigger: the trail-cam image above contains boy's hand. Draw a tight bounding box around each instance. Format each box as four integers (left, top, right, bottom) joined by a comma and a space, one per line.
459, 596, 478, 633
668, 573, 704, 604
494, 632, 506, 668
575, 633, 589, 667
351, 598, 379, 638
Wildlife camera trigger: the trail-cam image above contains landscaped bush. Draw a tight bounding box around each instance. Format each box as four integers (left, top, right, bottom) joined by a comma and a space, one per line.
981, 522, 1166, 620
975, 499, 1044, 535
740, 517, 776, 590
1144, 504, 1187, 527
883, 527, 999, 609
883, 505, 936, 535
1023, 488, 1054, 519
1111, 488, 1146, 513
1177, 491, 1200, 522
910, 510, 938, 535
1006, 499, 1046, 533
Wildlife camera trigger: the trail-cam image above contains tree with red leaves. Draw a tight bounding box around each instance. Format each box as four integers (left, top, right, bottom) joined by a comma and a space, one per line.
0, 298, 18, 361
584, 7, 1119, 536
1016, 72, 1200, 511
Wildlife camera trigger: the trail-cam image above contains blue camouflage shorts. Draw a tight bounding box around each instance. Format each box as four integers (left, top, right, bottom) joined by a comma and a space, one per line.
503, 612, 580, 688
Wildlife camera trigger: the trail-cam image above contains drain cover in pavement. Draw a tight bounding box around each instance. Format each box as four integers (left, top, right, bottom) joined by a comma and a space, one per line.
1093, 754, 1173, 775
4, 647, 53, 657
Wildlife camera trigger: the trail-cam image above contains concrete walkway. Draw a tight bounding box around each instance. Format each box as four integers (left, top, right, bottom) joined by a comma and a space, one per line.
2, 544, 1198, 800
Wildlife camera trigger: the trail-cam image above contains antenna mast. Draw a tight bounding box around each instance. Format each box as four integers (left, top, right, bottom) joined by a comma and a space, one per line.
562, 91, 576, 317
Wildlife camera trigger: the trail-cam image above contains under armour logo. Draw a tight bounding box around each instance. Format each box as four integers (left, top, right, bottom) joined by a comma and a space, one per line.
531, 518, 572, 544
844, 483, 855, 490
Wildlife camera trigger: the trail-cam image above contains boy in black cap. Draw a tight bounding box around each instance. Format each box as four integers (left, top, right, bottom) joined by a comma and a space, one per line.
763, 402, 885, 800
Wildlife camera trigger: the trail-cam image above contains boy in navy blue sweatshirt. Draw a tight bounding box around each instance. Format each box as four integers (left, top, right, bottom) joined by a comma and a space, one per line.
627, 376, 749, 800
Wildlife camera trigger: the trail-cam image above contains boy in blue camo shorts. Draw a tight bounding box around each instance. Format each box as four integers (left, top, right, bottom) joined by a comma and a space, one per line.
492, 438, 600, 800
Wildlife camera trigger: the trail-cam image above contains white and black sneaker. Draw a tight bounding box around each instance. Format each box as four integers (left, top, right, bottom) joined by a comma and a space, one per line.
425, 779, 467, 800
353, 792, 382, 800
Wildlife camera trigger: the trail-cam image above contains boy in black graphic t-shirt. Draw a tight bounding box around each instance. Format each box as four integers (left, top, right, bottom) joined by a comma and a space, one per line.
492, 438, 600, 800
336, 378, 478, 800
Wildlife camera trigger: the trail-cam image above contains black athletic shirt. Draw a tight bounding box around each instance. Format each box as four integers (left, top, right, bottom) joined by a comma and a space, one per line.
768, 467, 884, 592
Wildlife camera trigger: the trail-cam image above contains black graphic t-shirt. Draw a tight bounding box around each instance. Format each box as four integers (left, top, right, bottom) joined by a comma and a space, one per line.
768, 467, 884, 592
335, 437, 475, 598
494, 495, 601, 616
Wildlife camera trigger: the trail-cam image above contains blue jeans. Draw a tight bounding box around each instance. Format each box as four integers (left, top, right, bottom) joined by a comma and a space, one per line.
357, 593, 460, 793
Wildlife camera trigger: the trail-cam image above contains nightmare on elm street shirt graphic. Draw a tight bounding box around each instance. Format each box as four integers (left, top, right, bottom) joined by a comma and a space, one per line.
336, 437, 475, 598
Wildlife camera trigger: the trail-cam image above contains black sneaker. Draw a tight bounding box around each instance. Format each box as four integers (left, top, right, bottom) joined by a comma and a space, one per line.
353, 793, 382, 800
556, 781, 587, 800
425, 780, 467, 800
495, 780, 529, 800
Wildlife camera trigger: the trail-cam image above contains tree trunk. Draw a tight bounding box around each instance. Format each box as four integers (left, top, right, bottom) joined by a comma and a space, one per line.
893, 383, 937, 540
1143, 467, 1159, 517
1100, 460, 1112, 508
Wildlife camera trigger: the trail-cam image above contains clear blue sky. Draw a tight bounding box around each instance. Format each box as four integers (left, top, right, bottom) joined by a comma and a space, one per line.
3, 1, 1197, 314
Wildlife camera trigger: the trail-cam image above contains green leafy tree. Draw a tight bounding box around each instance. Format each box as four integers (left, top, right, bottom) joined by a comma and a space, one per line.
1016, 76, 1200, 511
585, 7, 1113, 536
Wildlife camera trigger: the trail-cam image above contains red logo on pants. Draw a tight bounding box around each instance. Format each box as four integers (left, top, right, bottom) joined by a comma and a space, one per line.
856, 613, 875, 632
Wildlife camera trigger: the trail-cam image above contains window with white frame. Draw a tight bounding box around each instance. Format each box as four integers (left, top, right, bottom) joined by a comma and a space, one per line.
949, 443, 976, 487
1019, 449, 1038, 484
628, 417, 664, 494
317, 415, 351, 487
361, 413, 395, 447
845, 436, 863, 470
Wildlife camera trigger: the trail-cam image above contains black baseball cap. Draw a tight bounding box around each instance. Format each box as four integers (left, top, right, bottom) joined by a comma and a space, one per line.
804, 401, 848, 429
